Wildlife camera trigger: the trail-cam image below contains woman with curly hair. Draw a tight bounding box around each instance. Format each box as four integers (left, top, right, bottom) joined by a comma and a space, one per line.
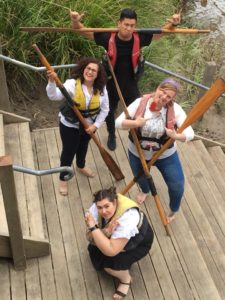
46, 57, 109, 195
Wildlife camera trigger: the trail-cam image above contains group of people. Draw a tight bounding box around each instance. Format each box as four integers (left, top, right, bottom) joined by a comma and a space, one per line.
45, 8, 194, 299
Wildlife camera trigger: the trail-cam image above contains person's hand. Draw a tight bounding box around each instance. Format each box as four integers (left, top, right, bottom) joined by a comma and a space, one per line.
85, 211, 96, 228
165, 127, 186, 141
135, 116, 150, 127
86, 124, 97, 135
103, 219, 119, 237
165, 127, 178, 139
69, 10, 84, 24
165, 13, 181, 27
170, 13, 181, 26
47, 70, 57, 83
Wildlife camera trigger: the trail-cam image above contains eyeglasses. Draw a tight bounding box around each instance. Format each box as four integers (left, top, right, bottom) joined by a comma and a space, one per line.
85, 66, 98, 73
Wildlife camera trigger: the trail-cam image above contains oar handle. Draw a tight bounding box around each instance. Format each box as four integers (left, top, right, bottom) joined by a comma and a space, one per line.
21, 27, 210, 34
106, 51, 169, 233
105, 51, 150, 174
32, 44, 91, 130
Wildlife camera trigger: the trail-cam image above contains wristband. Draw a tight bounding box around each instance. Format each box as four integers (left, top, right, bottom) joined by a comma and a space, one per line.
89, 225, 99, 232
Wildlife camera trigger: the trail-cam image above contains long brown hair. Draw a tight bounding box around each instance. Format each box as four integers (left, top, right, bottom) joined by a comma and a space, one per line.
71, 57, 107, 94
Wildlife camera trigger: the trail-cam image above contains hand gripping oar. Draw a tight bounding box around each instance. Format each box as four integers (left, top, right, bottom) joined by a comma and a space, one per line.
32, 44, 124, 181
105, 52, 170, 235
21, 27, 210, 34
122, 78, 225, 194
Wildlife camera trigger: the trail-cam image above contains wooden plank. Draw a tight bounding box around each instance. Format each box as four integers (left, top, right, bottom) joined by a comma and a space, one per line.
179, 141, 225, 244
34, 129, 73, 300
55, 128, 100, 300
0, 156, 26, 270
10, 267, 26, 300
19, 122, 44, 238
0, 259, 11, 300
31, 132, 57, 300
178, 146, 225, 297
0, 234, 49, 258
0, 114, 8, 235
4, 123, 28, 297
193, 140, 225, 200
47, 128, 88, 300
4, 123, 29, 235
153, 164, 221, 299
5, 123, 43, 297
208, 146, 225, 179
0, 114, 5, 155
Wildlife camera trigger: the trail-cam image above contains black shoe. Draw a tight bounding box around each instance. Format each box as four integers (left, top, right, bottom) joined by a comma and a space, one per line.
107, 134, 116, 151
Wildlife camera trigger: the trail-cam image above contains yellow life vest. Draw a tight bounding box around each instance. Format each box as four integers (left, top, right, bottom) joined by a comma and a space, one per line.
74, 79, 100, 117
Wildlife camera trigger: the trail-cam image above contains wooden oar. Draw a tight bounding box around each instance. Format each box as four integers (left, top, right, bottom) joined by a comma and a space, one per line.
105, 52, 170, 235
20, 27, 210, 34
32, 44, 124, 181
122, 78, 225, 194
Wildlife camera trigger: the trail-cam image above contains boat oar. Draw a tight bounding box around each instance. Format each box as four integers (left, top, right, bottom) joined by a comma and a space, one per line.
20, 27, 210, 34
105, 52, 170, 235
32, 44, 124, 181
122, 78, 225, 194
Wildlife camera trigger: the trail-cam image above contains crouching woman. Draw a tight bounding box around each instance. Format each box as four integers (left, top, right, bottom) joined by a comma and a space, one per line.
85, 187, 154, 299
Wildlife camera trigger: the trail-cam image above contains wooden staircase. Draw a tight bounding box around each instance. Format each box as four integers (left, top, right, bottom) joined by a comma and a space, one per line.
0, 111, 49, 271
1, 114, 225, 299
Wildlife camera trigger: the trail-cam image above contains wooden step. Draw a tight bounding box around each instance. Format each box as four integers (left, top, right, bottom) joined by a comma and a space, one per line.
177, 142, 225, 297
0, 114, 5, 156
208, 146, 225, 180
192, 139, 225, 199
4, 122, 44, 238
0, 114, 8, 234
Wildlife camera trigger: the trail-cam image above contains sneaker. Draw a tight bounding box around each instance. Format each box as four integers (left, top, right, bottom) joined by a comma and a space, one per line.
107, 134, 116, 151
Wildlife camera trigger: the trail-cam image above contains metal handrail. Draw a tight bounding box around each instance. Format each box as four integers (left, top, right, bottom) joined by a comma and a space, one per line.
1, 53, 224, 97
13, 165, 74, 181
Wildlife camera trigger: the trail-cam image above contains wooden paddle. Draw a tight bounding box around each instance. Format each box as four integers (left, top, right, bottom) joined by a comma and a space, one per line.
32, 44, 124, 181
20, 27, 210, 34
105, 51, 170, 234
122, 78, 225, 194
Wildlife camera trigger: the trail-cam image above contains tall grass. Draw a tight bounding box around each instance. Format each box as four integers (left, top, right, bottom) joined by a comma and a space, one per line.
0, 0, 208, 107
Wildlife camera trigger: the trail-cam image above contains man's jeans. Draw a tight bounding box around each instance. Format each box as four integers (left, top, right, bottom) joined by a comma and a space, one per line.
128, 150, 184, 212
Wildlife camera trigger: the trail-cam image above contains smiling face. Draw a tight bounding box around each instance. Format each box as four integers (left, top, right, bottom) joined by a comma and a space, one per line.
83, 63, 99, 85
153, 87, 177, 109
96, 198, 117, 220
117, 18, 137, 40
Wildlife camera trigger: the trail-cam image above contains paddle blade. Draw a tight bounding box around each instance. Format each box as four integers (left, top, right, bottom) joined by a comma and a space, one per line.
179, 78, 225, 132
99, 146, 124, 181
149, 78, 225, 167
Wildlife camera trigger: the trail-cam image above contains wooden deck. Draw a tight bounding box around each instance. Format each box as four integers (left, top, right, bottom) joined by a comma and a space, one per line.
1, 122, 225, 300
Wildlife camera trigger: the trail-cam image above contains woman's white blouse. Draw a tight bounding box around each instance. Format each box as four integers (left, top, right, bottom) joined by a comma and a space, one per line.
115, 97, 195, 160
89, 203, 140, 240
46, 79, 109, 129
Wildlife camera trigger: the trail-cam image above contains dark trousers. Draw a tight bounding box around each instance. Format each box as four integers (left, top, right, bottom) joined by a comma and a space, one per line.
106, 93, 138, 136
59, 122, 91, 180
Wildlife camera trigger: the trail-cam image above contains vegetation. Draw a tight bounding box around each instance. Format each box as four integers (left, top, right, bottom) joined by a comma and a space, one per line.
0, 0, 211, 107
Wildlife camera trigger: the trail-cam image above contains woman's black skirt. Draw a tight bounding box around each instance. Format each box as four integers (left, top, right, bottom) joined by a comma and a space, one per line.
88, 221, 154, 271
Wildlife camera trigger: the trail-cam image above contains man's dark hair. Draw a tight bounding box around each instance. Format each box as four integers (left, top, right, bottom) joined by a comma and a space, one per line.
119, 8, 137, 21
